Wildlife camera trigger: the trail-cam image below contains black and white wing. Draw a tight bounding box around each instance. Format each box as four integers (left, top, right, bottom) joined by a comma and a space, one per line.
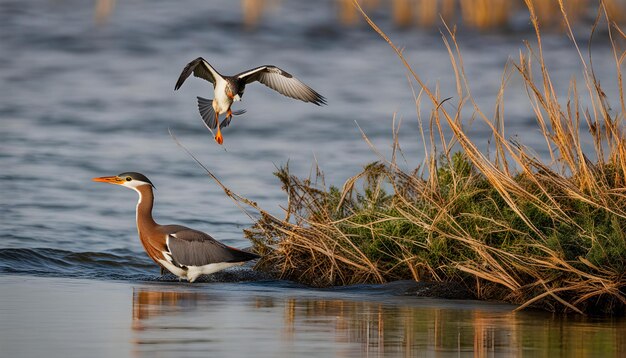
174, 57, 222, 90
236, 66, 327, 105
165, 227, 259, 267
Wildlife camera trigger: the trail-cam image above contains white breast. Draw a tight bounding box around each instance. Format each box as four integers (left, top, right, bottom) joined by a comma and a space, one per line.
159, 236, 187, 279
213, 78, 232, 114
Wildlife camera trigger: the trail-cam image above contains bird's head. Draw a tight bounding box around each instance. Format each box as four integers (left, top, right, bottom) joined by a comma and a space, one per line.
92, 172, 155, 190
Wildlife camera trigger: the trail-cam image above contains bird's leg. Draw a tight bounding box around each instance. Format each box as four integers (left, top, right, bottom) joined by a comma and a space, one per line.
214, 112, 223, 145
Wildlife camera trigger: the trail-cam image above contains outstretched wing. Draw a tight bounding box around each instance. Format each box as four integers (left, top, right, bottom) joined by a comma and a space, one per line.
165, 228, 259, 267
174, 57, 222, 90
236, 65, 326, 105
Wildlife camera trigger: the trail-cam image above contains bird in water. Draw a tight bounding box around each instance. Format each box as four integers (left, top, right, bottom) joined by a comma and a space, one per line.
174, 57, 326, 145
92, 172, 259, 282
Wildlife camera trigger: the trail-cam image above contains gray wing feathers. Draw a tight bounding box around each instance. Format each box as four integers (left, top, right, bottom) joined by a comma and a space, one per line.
237, 66, 326, 106
167, 229, 259, 267
174, 57, 219, 90
219, 116, 233, 129
197, 96, 218, 130
197, 97, 246, 131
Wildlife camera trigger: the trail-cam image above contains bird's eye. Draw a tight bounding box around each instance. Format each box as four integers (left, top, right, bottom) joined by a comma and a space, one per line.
125, 177, 132, 181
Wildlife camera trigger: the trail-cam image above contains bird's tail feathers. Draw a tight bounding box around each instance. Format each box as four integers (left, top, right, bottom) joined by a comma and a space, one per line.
197, 97, 246, 131
219, 109, 247, 129
228, 246, 261, 262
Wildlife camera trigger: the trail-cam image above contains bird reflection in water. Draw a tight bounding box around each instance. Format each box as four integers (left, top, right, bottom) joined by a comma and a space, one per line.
132, 289, 202, 330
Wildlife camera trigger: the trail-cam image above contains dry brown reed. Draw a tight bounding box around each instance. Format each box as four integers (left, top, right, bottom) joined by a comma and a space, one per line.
238, 0, 626, 314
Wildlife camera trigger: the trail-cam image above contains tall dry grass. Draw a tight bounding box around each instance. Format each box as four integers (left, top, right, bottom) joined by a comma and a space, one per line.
239, 0, 626, 314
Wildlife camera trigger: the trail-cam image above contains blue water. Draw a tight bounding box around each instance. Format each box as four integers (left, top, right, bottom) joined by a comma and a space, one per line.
2, 0, 620, 269
1, 1, 625, 356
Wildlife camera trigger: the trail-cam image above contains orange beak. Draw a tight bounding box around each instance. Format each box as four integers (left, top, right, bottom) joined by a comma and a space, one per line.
92, 176, 124, 185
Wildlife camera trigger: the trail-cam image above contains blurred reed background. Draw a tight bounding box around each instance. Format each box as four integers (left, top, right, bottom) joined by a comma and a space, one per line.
325, 0, 624, 29
94, 0, 626, 29
127, 0, 626, 29
92, 0, 626, 28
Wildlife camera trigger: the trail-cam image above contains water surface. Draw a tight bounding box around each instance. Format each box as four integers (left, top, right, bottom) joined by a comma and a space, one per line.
2, 276, 624, 358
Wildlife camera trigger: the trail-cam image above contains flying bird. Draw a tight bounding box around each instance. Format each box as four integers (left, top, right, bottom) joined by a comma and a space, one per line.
174, 57, 326, 144
93, 172, 260, 282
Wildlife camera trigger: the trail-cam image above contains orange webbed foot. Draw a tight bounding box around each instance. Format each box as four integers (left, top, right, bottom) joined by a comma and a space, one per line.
215, 129, 224, 145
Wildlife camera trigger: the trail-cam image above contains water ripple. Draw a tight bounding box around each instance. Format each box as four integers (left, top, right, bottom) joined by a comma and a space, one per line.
0, 247, 154, 279
0, 247, 272, 283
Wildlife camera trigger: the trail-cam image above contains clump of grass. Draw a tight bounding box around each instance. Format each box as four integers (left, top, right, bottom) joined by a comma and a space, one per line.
244, 0, 626, 315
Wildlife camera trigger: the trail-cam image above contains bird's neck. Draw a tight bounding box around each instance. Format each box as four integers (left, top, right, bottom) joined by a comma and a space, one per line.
135, 185, 158, 233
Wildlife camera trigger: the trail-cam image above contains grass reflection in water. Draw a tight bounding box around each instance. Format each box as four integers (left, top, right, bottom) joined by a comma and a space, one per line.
130, 288, 626, 357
